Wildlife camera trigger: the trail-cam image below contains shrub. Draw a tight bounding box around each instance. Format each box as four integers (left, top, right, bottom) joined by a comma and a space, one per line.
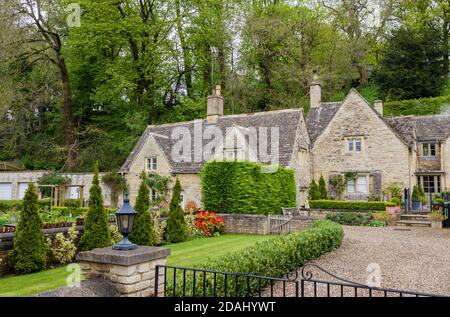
129, 172, 154, 246
368, 220, 386, 227
166, 178, 188, 243
201, 161, 296, 215
0, 199, 52, 213
429, 210, 447, 222
390, 198, 401, 206
308, 180, 320, 200
309, 200, 388, 211
185, 213, 203, 238
109, 225, 123, 245
194, 211, 225, 237
373, 211, 391, 223
326, 212, 372, 226
318, 175, 328, 199
184, 200, 199, 214
79, 161, 111, 251
0, 213, 10, 226
383, 182, 402, 201
8, 183, 48, 274
168, 220, 343, 296
101, 171, 128, 208
153, 210, 167, 245
46, 225, 78, 265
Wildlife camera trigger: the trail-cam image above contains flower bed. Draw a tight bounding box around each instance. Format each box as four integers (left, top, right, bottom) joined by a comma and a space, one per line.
194, 211, 225, 237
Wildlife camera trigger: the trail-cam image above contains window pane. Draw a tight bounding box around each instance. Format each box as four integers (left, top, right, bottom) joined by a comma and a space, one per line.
348, 140, 354, 151
152, 157, 157, 170
347, 179, 355, 193
355, 139, 362, 152
356, 176, 367, 193
423, 144, 429, 156
430, 144, 436, 156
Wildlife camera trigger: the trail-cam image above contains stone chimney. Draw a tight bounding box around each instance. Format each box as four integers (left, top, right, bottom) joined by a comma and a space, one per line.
373, 100, 383, 116
207, 85, 224, 124
310, 72, 321, 109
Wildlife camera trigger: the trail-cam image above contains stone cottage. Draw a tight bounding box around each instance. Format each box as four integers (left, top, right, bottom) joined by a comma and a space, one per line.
307, 78, 450, 200
121, 79, 450, 207
119, 86, 312, 207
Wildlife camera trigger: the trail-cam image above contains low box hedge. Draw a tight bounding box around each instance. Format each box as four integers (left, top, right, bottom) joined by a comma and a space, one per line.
309, 200, 388, 211
168, 220, 344, 297
326, 212, 373, 226
0, 199, 52, 212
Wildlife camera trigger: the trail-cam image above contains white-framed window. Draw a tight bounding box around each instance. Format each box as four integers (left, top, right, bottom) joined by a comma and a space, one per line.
150, 189, 158, 202
346, 175, 368, 194
146, 157, 157, 172
346, 137, 362, 153
422, 143, 436, 157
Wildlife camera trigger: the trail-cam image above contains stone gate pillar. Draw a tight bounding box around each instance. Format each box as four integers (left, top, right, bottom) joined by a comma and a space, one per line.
76, 246, 170, 297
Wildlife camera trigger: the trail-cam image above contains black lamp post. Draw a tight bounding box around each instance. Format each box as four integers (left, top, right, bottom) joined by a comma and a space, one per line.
113, 193, 138, 251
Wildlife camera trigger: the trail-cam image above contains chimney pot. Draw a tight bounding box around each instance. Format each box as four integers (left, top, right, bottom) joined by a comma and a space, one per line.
374, 100, 383, 116
310, 73, 321, 109
207, 85, 224, 124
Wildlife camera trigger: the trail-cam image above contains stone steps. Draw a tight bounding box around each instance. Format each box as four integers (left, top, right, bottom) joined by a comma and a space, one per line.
396, 220, 431, 227
400, 214, 430, 221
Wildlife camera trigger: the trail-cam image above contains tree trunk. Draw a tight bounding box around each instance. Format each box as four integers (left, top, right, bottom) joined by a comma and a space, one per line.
56, 55, 77, 171
175, 0, 193, 97
443, 17, 449, 81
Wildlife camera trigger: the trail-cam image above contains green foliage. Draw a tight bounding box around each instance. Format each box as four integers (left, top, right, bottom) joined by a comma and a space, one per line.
168, 220, 343, 296
46, 225, 78, 265
165, 178, 187, 243
328, 175, 346, 200
411, 185, 426, 202
308, 180, 320, 200
146, 172, 172, 207
374, 24, 444, 101
37, 173, 71, 197
101, 171, 128, 207
383, 182, 403, 201
201, 161, 296, 215
373, 211, 391, 223
318, 175, 328, 200
368, 220, 386, 227
129, 172, 154, 246
326, 212, 373, 226
0, 199, 52, 213
384, 95, 450, 116
8, 183, 48, 274
390, 198, 401, 206
310, 200, 388, 211
79, 161, 111, 251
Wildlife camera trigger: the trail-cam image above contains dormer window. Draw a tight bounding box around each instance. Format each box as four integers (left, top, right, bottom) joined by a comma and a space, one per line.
347, 137, 362, 153
146, 157, 157, 172
422, 143, 436, 157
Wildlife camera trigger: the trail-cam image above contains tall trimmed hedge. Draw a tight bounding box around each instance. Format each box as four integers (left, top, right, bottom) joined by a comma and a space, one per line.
384, 95, 450, 117
201, 161, 296, 215
168, 220, 344, 297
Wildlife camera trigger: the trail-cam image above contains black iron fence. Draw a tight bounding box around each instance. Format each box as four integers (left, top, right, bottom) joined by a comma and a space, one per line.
154, 264, 446, 298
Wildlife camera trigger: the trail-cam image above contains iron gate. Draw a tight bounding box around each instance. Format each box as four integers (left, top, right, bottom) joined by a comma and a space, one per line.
154, 263, 446, 298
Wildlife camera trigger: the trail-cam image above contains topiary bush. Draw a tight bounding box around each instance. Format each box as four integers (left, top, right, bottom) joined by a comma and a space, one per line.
79, 161, 111, 251
318, 175, 328, 199
308, 180, 320, 200
129, 172, 154, 246
201, 161, 296, 215
167, 220, 344, 297
165, 178, 187, 243
8, 183, 48, 274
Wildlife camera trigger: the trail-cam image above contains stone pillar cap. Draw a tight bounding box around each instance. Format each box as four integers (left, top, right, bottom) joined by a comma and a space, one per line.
76, 246, 170, 266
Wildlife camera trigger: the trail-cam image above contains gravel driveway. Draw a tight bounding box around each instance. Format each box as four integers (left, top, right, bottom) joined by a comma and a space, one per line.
264, 226, 450, 297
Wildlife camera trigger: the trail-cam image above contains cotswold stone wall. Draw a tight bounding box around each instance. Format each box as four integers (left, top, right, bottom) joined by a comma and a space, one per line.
220, 214, 313, 235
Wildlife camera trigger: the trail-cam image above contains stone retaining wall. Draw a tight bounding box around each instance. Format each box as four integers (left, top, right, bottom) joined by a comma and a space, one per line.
220, 213, 313, 235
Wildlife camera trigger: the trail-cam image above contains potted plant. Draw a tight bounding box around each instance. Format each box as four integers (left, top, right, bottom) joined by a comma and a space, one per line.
411, 186, 423, 211
429, 210, 447, 229
385, 198, 401, 215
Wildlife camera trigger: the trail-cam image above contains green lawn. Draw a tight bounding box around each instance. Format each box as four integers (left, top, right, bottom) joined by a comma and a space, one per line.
166, 234, 273, 267
0, 234, 272, 297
